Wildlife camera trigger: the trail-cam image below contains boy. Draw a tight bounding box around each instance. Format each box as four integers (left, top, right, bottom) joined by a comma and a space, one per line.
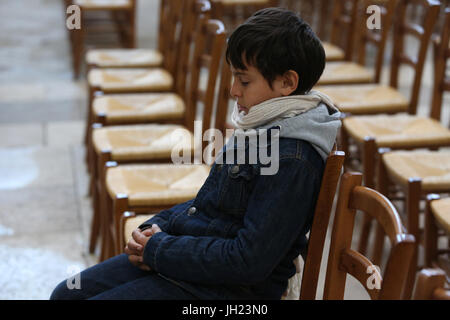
51, 7, 341, 300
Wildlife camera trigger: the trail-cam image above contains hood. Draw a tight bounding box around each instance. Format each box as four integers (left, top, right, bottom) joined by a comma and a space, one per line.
258, 103, 342, 160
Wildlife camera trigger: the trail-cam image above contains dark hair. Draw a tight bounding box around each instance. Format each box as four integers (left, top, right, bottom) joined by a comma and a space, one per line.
226, 7, 325, 95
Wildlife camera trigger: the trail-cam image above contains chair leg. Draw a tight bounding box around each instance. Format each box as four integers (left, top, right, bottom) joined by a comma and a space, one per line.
71, 24, 84, 79
402, 178, 422, 300
113, 195, 129, 256
424, 194, 440, 268
84, 86, 96, 149
338, 124, 350, 170
362, 137, 377, 189
104, 188, 116, 260
89, 151, 100, 254
357, 138, 377, 255
126, 8, 136, 48
372, 147, 391, 265
98, 152, 112, 261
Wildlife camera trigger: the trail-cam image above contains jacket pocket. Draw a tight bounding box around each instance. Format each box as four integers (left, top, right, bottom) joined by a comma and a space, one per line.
217, 164, 258, 215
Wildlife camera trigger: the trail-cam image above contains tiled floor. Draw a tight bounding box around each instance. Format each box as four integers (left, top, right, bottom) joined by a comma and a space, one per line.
0, 0, 448, 300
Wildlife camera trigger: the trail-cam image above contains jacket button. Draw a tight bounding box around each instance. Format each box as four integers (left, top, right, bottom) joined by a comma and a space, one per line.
231, 165, 240, 174
187, 207, 197, 216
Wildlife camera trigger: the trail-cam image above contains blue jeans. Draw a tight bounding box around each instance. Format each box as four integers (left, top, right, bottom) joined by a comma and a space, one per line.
50, 254, 197, 300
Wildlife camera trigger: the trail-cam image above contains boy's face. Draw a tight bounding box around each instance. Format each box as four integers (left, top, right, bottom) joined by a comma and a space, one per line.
230, 63, 285, 114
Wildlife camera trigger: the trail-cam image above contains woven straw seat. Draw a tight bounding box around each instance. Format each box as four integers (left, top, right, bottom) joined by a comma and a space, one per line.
74, 0, 132, 9
316, 84, 409, 114
343, 114, 450, 148
124, 214, 156, 244
430, 198, 450, 233
382, 151, 450, 191
86, 49, 163, 68
316, 61, 374, 85
88, 68, 173, 93
322, 42, 345, 61
92, 124, 193, 161
93, 93, 184, 124
106, 163, 210, 206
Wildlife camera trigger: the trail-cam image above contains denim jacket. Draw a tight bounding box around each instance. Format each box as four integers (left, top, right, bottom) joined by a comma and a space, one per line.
140, 103, 341, 299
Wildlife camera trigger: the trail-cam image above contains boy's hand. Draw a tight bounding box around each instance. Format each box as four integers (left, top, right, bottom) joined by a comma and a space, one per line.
125, 225, 162, 271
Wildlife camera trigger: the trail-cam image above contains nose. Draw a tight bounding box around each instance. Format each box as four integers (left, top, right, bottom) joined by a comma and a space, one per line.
230, 79, 241, 99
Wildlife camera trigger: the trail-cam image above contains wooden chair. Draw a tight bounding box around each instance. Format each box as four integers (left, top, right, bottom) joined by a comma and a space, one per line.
118, 57, 233, 257
299, 150, 346, 299
424, 195, 450, 278
329, 1, 444, 269
84, 0, 192, 146
84, 0, 195, 168
321, 0, 444, 191
321, 0, 360, 62
374, 149, 450, 297
317, 0, 441, 116
89, 16, 227, 261
85, 1, 189, 132
119, 130, 345, 301
353, 7, 450, 298
317, 0, 398, 86
64, 0, 137, 78
323, 172, 415, 300
85, 0, 181, 70
273, 0, 340, 61
275, 0, 316, 25
211, 0, 275, 31
84, 0, 197, 166
430, 7, 450, 122
413, 268, 450, 299
275, 0, 358, 62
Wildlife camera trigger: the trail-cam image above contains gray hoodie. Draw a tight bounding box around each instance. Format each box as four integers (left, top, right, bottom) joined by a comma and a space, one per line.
258, 103, 342, 161
219, 103, 341, 176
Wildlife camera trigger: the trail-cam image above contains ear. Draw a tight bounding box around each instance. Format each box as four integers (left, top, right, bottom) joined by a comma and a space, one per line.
279, 70, 299, 96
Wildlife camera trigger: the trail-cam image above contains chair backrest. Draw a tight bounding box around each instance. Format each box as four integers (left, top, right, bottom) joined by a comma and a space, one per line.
299, 150, 346, 300
355, 0, 399, 83
389, 0, 441, 115
413, 268, 450, 300
158, 0, 183, 74
173, 0, 214, 101
276, 0, 332, 40
278, 0, 315, 24
430, 8, 450, 122
212, 52, 233, 140
183, 14, 227, 136
329, 0, 361, 60
323, 172, 415, 300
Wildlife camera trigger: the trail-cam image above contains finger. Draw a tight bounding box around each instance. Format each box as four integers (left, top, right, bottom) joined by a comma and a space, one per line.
142, 228, 154, 237
128, 254, 144, 266
132, 229, 148, 246
127, 238, 143, 253
128, 254, 139, 266
124, 245, 140, 257
139, 264, 151, 272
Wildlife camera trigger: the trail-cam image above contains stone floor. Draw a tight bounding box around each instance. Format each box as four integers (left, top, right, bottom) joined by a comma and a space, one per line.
0, 0, 159, 300
0, 0, 448, 300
